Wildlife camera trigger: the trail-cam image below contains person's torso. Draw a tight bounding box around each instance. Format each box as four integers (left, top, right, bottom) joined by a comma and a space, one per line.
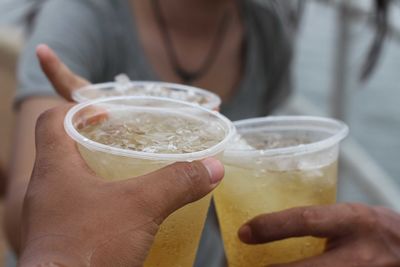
87, 0, 293, 121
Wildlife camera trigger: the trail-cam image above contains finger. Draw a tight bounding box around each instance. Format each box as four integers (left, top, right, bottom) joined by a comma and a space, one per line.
268, 248, 347, 267
239, 204, 361, 244
120, 158, 224, 223
36, 44, 90, 101
74, 107, 109, 130
34, 104, 87, 170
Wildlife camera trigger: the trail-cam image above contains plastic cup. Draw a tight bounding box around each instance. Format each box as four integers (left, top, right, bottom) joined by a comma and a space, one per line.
72, 81, 221, 110
214, 116, 349, 267
64, 96, 235, 267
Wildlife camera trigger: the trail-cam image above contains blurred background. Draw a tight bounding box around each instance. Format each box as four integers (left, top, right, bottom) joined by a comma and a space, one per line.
1, 0, 400, 265
278, 0, 400, 209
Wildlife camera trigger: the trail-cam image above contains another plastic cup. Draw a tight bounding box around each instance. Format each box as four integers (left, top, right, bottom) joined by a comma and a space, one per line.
214, 116, 349, 267
72, 81, 221, 110
64, 96, 235, 267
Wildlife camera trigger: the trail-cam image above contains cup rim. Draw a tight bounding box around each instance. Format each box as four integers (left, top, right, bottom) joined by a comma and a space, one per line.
71, 81, 222, 110
64, 96, 235, 161
225, 116, 349, 157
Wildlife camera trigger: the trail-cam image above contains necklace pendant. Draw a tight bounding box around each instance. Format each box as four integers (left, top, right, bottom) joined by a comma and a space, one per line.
175, 68, 198, 85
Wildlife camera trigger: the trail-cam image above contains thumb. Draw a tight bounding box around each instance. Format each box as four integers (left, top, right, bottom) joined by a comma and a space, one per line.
121, 158, 224, 223
36, 44, 90, 101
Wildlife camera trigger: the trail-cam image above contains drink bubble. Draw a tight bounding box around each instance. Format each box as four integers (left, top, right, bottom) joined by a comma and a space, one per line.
225, 134, 338, 172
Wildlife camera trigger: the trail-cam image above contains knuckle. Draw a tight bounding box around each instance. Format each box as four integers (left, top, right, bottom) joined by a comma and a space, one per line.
343, 203, 365, 221
36, 106, 65, 136
173, 162, 201, 182
35, 105, 73, 148
37, 105, 72, 127
345, 203, 379, 230
300, 208, 322, 228
172, 162, 205, 197
36, 108, 56, 129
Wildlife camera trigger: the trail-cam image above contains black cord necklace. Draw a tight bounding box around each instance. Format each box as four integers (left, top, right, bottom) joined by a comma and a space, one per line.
151, 0, 232, 84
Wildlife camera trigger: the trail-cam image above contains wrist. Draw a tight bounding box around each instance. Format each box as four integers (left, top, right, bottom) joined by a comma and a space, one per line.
19, 236, 88, 267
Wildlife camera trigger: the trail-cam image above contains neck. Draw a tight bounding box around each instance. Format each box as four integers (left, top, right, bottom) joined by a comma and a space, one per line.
162, 0, 231, 14
134, 0, 236, 31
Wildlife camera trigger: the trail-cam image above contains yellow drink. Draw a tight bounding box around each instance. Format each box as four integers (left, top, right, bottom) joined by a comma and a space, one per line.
64, 96, 235, 267
214, 116, 348, 267
214, 161, 337, 267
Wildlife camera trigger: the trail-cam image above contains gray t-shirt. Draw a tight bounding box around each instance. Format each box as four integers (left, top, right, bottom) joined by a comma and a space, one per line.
16, 0, 293, 266
17, 0, 293, 120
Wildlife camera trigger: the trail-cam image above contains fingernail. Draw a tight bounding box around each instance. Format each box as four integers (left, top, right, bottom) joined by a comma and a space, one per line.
36, 44, 48, 53
238, 225, 253, 243
201, 158, 224, 185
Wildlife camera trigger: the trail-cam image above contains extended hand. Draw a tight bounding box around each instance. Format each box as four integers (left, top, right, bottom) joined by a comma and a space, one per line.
36, 44, 89, 100
19, 105, 224, 267
239, 204, 400, 267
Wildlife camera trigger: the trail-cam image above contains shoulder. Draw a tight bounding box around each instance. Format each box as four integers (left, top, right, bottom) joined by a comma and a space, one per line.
248, 0, 303, 17
243, 1, 292, 53
29, 0, 121, 41
36, 0, 117, 22
242, 1, 295, 110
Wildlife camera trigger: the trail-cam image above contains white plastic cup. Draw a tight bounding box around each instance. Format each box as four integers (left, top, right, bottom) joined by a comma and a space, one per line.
214, 116, 349, 267
72, 81, 221, 110
64, 96, 235, 267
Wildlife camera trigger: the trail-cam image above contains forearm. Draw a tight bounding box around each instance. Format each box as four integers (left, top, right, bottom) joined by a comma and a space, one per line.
5, 96, 65, 254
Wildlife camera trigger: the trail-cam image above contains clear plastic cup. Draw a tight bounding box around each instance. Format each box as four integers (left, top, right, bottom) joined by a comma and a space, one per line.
64, 96, 235, 267
214, 116, 349, 267
72, 81, 221, 110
